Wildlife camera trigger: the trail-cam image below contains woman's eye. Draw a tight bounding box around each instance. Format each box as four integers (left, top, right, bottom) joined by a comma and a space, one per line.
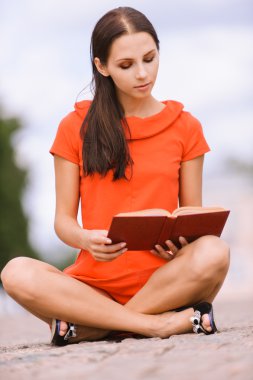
144, 56, 154, 63
120, 65, 131, 70
119, 56, 154, 69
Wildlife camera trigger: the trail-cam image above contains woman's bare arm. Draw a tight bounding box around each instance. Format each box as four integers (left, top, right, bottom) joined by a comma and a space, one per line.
53, 155, 86, 249
53, 155, 126, 261
151, 154, 205, 259
179, 155, 205, 207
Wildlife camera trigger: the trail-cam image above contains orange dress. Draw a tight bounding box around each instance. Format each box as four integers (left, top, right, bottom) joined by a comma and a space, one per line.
50, 100, 210, 304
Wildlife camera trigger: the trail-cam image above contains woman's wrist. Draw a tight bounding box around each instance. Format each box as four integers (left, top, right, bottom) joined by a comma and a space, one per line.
76, 228, 90, 251
55, 215, 89, 250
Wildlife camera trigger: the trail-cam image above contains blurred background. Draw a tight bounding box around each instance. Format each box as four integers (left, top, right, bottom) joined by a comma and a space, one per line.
0, 0, 252, 313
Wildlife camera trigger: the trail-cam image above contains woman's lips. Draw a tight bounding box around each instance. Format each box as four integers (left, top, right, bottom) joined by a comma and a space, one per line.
134, 82, 151, 90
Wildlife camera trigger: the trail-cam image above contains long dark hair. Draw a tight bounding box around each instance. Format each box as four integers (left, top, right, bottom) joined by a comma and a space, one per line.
80, 7, 160, 180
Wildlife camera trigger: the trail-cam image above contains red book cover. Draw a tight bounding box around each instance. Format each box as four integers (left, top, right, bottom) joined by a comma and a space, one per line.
108, 216, 167, 250
157, 211, 230, 248
108, 208, 230, 251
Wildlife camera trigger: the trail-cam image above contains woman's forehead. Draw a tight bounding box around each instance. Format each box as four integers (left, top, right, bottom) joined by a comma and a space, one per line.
109, 32, 157, 61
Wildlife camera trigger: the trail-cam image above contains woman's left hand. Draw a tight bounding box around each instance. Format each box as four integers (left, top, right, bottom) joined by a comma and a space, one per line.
150, 236, 188, 260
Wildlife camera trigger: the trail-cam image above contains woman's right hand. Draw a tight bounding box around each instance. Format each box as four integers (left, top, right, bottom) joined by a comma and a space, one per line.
82, 229, 127, 262
53, 157, 125, 262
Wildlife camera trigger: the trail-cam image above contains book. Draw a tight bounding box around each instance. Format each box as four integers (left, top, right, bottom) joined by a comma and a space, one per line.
107, 206, 230, 250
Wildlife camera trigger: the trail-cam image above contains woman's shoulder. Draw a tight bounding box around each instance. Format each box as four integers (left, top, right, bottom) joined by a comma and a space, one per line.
58, 100, 92, 131
162, 100, 199, 122
166, 100, 198, 119
160, 99, 202, 131
62, 99, 91, 122
167, 100, 202, 131
74, 99, 92, 119
51, 100, 92, 159
180, 109, 203, 133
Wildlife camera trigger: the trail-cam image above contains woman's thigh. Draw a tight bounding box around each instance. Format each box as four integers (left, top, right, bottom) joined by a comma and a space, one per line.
1, 256, 114, 322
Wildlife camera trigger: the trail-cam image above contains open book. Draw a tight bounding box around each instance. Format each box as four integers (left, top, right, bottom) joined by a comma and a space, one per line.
107, 206, 230, 250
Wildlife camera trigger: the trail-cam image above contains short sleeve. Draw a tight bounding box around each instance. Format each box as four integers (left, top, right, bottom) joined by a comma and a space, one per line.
181, 112, 210, 161
50, 112, 80, 165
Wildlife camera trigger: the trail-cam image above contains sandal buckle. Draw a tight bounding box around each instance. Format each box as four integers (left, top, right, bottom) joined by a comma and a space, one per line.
64, 324, 77, 340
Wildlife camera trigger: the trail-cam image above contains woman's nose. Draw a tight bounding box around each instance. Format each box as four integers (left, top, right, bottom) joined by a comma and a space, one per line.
135, 64, 147, 79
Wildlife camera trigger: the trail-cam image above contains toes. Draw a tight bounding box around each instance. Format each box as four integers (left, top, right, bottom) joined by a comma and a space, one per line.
59, 321, 68, 336
202, 314, 212, 332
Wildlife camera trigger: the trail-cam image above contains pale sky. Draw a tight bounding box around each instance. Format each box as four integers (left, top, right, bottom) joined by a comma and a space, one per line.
1, 0, 252, 261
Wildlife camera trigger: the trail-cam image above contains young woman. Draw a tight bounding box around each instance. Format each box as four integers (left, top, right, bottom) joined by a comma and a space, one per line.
1, 7, 230, 345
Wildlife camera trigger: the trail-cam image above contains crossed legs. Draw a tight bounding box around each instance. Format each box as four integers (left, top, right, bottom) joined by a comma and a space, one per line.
1, 236, 230, 340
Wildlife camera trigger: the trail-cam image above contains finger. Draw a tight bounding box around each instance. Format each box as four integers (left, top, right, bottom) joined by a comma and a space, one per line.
91, 235, 112, 245
165, 240, 178, 254
94, 242, 127, 253
179, 236, 188, 247
151, 248, 173, 260
150, 249, 163, 258
93, 247, 127, 261
154, 245, 175, 260
101, 230, 109, 236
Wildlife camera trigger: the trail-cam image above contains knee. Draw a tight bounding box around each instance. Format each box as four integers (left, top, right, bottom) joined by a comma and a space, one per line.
1, 257, 36, 298
192, 235, 230, 279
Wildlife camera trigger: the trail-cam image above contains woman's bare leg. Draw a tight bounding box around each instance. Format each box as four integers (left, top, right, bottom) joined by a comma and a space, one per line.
125, 235, 230, 332
57, 286, 113, 339
1, 235, 229, 339
58, 235, 229, 337
1, 260, 123, 340
126, 236, 229, 312
1, 258, 162, 337
3, 263, 112, 340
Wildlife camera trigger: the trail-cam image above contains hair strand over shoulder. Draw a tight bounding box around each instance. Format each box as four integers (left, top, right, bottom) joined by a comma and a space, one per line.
80, 7, 159, 180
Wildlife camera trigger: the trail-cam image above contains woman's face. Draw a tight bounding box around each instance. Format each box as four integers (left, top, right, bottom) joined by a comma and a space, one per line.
95, 32, 159, 102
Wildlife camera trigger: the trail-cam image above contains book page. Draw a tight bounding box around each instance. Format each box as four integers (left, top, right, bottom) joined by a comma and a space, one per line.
116, 208, 171, 217
172, 206, 226, 217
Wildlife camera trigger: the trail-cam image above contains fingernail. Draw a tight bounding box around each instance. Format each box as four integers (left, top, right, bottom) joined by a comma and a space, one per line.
121, 242, 127, 248
106, 239, 112, 244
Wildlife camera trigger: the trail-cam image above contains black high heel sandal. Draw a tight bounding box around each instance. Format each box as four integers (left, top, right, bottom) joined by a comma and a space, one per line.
51, 319, 77, 346
190, 302, 218, 335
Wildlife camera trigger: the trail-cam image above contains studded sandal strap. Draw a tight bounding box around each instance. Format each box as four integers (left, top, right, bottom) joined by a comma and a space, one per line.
64, 323, 77, 341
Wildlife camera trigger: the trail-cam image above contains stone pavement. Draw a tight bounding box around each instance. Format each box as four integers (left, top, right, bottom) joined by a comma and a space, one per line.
0, 296, 252, 380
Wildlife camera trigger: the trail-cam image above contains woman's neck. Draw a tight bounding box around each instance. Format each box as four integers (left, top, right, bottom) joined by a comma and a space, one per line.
120, 95, 165, 118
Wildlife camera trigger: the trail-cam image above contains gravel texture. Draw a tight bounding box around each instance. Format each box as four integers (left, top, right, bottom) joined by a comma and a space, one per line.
0, 295, 252, 380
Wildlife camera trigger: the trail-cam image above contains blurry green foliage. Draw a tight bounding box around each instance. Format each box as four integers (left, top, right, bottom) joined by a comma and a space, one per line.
0, 113, 39, 272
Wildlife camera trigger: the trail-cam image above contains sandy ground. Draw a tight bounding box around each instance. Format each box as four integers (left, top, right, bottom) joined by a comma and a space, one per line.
0, 294, 253, 380
1, 177, 252, 379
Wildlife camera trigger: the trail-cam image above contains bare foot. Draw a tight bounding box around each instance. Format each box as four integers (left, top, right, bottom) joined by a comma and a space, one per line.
201, 314, 212, 332
55, 309, 213, 342
58, 320, 68, 336
152, 308, 212, 338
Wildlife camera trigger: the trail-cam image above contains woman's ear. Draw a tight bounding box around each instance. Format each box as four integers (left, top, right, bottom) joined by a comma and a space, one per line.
94, 57, 110, 77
